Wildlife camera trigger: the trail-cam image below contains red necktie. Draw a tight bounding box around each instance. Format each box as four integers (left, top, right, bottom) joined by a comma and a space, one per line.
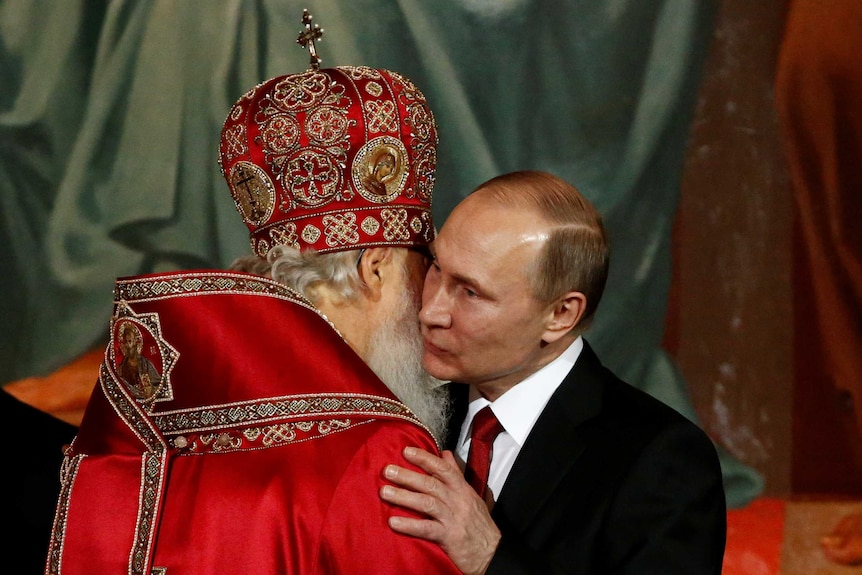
464, 406, 504, 501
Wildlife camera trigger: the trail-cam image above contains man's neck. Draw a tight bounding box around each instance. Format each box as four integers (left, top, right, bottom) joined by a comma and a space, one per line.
471, 335, 579, 402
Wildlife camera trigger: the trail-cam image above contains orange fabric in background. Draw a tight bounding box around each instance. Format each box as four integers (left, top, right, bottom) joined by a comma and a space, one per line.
776, 0, 862, 433
723, 498, 786, 575
776, 0, 862, 494
3, 346, 102, 426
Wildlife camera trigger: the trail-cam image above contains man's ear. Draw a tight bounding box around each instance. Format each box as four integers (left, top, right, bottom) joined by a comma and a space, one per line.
542, 291, 587, 343
356, 247, 393, 301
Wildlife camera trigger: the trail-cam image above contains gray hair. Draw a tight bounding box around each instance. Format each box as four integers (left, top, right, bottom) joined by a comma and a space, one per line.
229, 246, 366, 305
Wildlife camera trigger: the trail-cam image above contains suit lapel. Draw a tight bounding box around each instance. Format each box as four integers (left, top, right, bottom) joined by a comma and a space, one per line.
444, 383, 469, 450
491, 341, 606, 530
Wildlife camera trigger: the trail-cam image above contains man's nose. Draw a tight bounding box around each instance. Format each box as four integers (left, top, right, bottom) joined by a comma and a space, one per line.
419, 287, 451, 329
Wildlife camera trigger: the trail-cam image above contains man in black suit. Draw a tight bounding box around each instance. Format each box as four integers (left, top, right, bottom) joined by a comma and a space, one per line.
380, 170, 726, 574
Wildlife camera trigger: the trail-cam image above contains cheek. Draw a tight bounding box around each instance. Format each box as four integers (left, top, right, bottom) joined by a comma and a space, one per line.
462, 308, 540, 356
452, 308, 503, 349
404, 264, 426, 300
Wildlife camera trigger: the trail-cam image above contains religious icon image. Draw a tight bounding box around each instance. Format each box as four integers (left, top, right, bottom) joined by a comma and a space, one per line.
114, 319, 163, 400
363, 149, 398, 196
229, 161, 276, 226
353, 137, 408, 203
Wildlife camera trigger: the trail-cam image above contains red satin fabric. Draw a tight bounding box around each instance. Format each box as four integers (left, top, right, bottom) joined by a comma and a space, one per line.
47, 270, 459, 574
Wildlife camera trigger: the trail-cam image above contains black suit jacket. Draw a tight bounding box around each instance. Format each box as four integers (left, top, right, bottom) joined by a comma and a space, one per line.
446, 341, 726, 575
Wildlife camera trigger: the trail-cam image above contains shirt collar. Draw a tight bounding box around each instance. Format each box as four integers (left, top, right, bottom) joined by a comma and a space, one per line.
459, 336, 584, 448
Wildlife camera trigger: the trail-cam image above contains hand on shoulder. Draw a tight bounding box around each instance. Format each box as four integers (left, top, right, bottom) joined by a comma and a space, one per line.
380, 447, 501, 575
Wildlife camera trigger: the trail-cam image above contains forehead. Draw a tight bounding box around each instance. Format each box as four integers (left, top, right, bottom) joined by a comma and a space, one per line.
435, 196, 546, 290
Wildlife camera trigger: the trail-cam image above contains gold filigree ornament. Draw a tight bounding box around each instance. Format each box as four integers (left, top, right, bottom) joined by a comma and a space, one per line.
352, 136, 409, 203
228, 161, 278, 226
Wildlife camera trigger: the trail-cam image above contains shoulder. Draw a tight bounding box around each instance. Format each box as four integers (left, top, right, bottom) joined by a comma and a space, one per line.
567, 344, 717, 460
354, 417, 441, 458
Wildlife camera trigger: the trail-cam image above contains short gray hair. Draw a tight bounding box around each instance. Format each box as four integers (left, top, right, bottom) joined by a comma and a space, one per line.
475, 171, 609, 333
229, 246, 367, 305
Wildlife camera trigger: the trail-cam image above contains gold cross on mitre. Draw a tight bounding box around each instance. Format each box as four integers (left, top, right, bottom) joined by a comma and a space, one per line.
296, 9, 324, 70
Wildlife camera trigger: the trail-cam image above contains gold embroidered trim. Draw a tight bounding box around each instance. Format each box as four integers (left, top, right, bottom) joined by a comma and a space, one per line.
114, 272, 311, 309
168, 418, 374, 455
99, 362, 169, 575
152, 393, 419, 435
45, 452, 83, 575
129, 451, 167, 575
113, 271, 347, 339
101, 363, 168, 453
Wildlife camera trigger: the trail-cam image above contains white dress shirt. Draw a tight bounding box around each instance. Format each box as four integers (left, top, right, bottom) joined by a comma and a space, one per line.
456, 337, 584, 501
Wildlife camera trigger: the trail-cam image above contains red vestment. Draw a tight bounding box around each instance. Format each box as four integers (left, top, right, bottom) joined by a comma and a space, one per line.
46, 270, 458, 575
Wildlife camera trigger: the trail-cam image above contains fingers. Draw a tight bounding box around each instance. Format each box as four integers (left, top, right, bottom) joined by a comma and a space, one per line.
380, 482, 441, 517
387, 514, 444, 542
440, 449, 459, 467
400, 446, 463, 481
383, 461, 442, 494
379, 448, 503, 575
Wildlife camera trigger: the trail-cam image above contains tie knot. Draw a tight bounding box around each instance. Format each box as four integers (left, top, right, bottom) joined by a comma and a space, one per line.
471, 405, 503, 445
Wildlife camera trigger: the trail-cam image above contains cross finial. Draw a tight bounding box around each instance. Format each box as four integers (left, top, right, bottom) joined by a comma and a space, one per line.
296, 9, 324, 70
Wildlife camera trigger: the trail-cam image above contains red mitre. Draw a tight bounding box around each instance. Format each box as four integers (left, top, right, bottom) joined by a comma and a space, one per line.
218, 66, 438, 257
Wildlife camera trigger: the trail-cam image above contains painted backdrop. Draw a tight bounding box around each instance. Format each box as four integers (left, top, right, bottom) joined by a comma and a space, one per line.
0, 0, 762, 506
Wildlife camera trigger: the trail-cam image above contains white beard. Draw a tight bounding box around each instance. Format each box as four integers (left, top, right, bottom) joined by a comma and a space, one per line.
366, 287, 450, 444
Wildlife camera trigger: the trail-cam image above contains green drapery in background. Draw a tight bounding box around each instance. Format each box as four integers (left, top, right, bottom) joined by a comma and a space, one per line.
0, 0, 762, 506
